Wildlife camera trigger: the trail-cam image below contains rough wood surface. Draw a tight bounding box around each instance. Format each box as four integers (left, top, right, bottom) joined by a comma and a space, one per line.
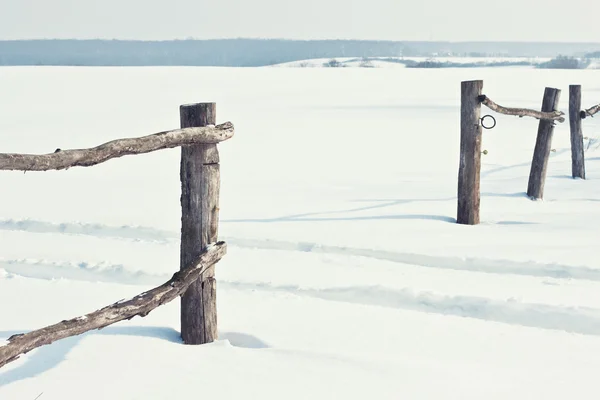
0, 122, 234, 171
527, 88, 561, 199
582, 103, 600, 119
569, 85, 586, 179
0, 242, 227, 369
479, 95, 565, 122
180, 103, 220, 345
457, 80, 483, 225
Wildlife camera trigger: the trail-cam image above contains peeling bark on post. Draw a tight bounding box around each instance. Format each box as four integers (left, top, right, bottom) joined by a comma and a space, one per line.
569, 85, 585, 179
457, 80, 483, 225
180, 103, 220, 345
527, 88, 561, 200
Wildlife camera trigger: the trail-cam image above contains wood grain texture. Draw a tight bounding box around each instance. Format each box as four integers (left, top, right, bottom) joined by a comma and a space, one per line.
180, 103, 220, 345
457, 80, 483, 225
0, 122, 234, 171
0, 242, 227, 369
479, 95, 565, 122
527, 88, 561, 199
569, 85, 586, 179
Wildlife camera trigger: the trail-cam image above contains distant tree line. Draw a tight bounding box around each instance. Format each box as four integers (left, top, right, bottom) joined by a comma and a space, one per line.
538, 55, 591, 69
0, 39, 408, 66
1, 39, 599, 67
321, 57, 536, 69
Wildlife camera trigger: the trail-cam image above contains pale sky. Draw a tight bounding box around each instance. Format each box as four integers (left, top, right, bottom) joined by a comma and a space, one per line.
0, 0, 598, 42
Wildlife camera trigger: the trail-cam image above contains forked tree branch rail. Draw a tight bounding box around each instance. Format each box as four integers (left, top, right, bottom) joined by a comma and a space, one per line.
0, 122, 234, 171
0, 242, 227, 369
478, 95, 565, 122
581, 104, 600, 119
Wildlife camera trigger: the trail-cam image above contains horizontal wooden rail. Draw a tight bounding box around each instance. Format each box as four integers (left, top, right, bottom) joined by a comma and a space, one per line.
0, 242, 227, 369
478, 95, 565, 122
0, 122, 234, 171
581, 103, 600, 119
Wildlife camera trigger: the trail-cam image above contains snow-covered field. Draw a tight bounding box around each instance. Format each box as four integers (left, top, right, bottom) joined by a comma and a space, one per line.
1, 66, 600, 399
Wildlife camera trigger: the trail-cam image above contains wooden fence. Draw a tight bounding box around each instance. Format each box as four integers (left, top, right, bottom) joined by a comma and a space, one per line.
457, 80, 599, 225
0, 102, 234, 368
0, 86, 597, 366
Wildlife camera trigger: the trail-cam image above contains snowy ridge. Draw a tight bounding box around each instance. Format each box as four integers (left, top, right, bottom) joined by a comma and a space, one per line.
0, 258, 163, 285
0, 219, 176, 243
4, 256, 600, 337
2, 218, 600, 281
224, 281, 600, 336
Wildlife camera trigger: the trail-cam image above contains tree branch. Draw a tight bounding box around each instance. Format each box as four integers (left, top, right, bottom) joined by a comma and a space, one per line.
0, 122, 234, 172
478, 95, 565, 123
0, 241, 227, 369
581, 103, 600, 119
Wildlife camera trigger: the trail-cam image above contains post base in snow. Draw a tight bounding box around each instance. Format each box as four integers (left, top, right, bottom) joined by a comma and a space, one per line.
181, 277, 218, 344
0, 243, 227, 369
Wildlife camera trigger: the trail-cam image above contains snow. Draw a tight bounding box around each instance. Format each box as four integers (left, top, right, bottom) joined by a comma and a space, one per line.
1, 65, 600, 399
270, 56, 553, 68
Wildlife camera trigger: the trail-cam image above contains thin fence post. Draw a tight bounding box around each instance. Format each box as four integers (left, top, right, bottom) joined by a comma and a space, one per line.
527, 87, 561, 200
179, 102, 220, 345
569, 85, 585, 179
457, 80, 483, 225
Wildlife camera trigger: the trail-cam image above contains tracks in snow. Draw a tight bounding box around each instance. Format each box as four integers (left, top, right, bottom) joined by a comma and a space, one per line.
224, 281, 600, 337
0, 259, 164, 286
3, 218, 600, 336
1, 218, 599, 282
0, 219, 176, 243
4, 262, 600, 336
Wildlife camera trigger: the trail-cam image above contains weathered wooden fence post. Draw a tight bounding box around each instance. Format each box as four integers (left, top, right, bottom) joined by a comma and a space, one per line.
180, 102, 220, 344
527, 87, 561, 200
569, 85, 585, 179
457, 80, 483, 225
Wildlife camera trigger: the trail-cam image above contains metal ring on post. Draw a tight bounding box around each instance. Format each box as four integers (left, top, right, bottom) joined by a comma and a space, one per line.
480, 114, 496, 130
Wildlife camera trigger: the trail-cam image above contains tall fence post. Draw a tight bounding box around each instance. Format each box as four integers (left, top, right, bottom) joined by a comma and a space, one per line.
457, 80, 483, 225
527, 87, 561, 200
179, 102, 220, 344
569, 85, 585, 179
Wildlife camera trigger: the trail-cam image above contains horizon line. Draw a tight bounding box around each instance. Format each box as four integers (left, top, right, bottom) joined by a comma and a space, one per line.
1, 38, 600, 45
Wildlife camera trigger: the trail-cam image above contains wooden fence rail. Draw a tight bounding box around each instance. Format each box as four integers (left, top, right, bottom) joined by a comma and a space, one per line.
0, 243, 227, 369
0, 102, 234, 368
581, 103, 600, 119
0, 122, 234, 171
457, 80, 565, 225
478, 95, 565, 122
